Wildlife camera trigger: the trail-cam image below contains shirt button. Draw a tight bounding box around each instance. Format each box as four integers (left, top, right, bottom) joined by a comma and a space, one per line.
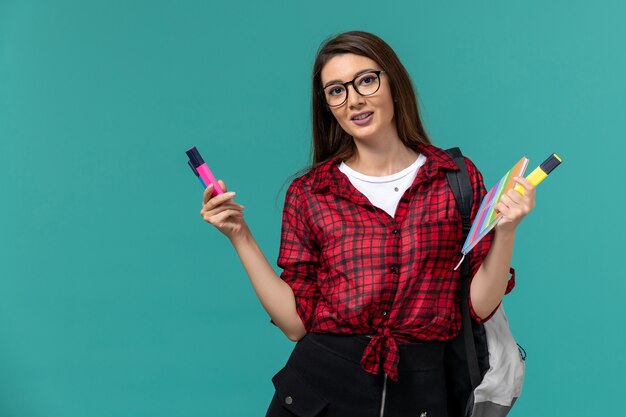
390, 266, 398, 274
392, 229, 399, 235
382, 311, 388, 316
285, 396, 293, 405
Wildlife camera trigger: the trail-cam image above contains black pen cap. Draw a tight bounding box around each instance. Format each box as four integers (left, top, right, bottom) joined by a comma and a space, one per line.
540, 154, 562, 175
186, 146, 205, 168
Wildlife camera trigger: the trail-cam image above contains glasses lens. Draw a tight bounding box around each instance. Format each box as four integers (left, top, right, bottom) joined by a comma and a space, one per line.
324, 85, 346, 107
354, 72, 380, 96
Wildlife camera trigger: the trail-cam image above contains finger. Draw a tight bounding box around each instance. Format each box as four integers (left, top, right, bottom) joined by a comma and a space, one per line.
203, 184, 214, 204
497, 204, 518, 222
506, 189, 524, 205
203, 191, 237, 210
509, 186, 536, 213
499, 194, 515, 208
200, 201, 244, 216
514, 176, 536, 196
202, 201, 244, 217
205, 197, 242, 214
495, 201, 509, 215
205, 209, 244, 226
218, 179, 227, 192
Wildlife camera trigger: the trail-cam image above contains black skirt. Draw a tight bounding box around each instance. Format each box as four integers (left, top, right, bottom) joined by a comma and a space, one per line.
265, 332, 447, 417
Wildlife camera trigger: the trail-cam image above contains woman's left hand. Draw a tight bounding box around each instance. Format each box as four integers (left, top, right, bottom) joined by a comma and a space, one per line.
494, 176, 536, 234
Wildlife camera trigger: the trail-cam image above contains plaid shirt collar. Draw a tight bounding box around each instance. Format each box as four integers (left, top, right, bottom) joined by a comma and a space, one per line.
310, 143, 459, 201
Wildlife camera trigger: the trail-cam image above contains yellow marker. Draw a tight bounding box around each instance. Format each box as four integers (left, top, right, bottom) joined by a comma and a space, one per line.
514, 153, 562, 195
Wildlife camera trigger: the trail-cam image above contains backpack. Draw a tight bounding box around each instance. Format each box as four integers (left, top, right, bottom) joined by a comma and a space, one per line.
444, 147, 526, 417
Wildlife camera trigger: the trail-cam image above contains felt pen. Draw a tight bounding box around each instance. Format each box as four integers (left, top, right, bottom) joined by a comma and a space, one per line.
514, 153, 562, 196
186, 146, 225, 196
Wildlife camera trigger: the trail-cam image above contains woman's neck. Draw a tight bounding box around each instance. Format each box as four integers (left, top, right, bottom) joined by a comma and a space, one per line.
344, 136, 419, 176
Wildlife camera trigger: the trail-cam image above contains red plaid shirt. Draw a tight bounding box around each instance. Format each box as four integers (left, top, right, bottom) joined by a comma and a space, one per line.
277, 143, 515, 381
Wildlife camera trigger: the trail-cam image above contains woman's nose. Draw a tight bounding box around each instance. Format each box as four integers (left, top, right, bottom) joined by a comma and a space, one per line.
346, 83, 365, 107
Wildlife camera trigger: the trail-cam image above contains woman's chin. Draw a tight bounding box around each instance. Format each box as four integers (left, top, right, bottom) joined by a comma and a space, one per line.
348, 125, 378, 141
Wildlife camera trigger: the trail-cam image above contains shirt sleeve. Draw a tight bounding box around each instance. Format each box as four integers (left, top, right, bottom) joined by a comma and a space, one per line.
275, 181, 321, 331
464, 157, 516, 323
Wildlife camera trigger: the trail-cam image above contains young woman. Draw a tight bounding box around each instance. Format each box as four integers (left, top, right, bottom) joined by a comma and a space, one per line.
200, 31, 535, 417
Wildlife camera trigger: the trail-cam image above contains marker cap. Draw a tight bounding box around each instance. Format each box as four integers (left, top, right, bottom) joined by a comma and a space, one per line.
186, 147, 205, 168
540, 154, 562, 175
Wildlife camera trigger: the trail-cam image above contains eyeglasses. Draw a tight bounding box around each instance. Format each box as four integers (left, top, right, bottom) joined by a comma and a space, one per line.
322, 70, 386, 107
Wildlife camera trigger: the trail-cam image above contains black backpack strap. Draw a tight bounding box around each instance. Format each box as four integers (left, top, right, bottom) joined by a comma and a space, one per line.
445, 147, 473, 226
445, 147, 481, 391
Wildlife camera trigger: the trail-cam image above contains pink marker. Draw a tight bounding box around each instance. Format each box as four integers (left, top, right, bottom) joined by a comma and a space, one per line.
186, 146, 225, 196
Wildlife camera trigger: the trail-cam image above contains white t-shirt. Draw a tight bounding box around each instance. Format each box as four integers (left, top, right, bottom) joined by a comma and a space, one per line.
338, 154, 427, 217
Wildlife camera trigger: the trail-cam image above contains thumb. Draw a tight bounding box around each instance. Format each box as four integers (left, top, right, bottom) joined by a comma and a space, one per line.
218, 179, 227, 192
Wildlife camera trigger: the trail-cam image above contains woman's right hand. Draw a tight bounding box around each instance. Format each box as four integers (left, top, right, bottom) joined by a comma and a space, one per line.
200, 180, 248, 241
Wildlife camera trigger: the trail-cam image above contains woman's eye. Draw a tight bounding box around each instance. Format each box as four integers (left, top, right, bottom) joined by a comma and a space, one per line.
359, 75, 374, 85
328, 86, 345, 96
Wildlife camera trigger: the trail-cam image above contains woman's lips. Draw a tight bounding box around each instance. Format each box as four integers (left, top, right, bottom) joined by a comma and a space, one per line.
351, 112, 373, 126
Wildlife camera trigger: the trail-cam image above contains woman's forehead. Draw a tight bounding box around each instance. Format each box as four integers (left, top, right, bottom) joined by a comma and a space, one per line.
321, 54, 379, 84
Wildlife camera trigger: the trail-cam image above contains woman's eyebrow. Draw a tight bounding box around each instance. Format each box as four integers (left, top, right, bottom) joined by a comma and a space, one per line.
323, 68, 378, 88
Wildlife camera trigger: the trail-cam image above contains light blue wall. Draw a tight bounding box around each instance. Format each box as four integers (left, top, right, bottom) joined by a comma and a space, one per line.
1, 1, 623, 416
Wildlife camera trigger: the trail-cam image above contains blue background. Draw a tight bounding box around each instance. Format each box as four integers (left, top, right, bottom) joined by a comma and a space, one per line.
1, 1, 623, 416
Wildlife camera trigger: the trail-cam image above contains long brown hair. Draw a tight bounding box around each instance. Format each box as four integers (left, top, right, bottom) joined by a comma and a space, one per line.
311, 31, 431, 167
